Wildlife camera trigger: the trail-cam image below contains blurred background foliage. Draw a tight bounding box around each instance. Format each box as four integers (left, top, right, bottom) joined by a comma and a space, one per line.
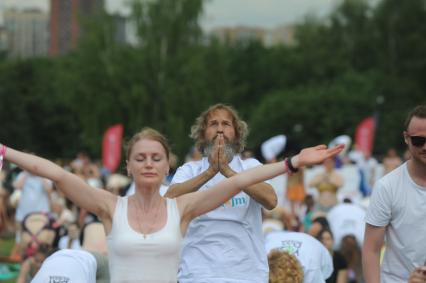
0, 0, 425, 163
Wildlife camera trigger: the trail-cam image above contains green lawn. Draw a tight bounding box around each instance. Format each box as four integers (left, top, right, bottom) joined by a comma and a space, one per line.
0, 237, 14, 257
0, 237, 19, 282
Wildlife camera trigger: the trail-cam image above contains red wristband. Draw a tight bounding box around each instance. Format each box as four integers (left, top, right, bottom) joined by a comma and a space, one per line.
0, 145, 6, 171
284, 158, 294, 176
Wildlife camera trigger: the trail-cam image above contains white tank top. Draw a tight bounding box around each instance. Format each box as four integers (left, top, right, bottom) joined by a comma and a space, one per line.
107, 196, 182, 283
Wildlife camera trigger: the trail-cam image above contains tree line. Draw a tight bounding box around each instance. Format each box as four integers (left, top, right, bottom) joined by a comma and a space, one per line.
0, 0, 425, 164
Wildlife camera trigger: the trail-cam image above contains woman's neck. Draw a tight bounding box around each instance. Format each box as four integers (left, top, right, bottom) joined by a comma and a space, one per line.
134, 184, 162, 210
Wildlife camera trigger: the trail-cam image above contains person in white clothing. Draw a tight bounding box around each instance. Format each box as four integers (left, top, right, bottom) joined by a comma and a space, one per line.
363, 105, 426, 283
13, 170, 52, 256
14, 171, 52, 223
327, 201, 366, 248
32, 220, 110, 283
165, 104, 277, 283
1, 127, 343, 282
31, 249, 99, 283
265, 230, 334, 283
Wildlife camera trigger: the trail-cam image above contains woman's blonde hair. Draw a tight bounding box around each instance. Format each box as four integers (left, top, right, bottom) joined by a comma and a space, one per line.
190, 103, 248, 153
268, 250, 304, 283
125, 127, 171, 160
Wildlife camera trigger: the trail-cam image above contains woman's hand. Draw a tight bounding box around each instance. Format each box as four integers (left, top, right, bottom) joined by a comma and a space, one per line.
292, 144, 345, 168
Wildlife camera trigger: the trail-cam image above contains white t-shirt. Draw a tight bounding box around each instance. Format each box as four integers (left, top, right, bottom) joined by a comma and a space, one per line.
327, 203, 366, 248
265, 231, 333, 283
31, 249, 97, 283
269, 174, 287, 208
173, 156, 269, 283
365, 162, 426, 283
15, 172, 52, 222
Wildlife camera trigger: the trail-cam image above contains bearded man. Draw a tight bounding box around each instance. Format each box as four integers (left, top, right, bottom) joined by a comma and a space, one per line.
165, 103, 277, 283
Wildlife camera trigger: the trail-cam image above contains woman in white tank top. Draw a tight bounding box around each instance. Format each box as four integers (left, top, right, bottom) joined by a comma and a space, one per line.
1, 129, 343, 282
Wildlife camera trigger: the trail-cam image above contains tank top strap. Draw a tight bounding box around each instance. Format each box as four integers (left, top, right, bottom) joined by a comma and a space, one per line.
117, 196, 128, 213
112, 196, 128, 230
166, 198, 181, 225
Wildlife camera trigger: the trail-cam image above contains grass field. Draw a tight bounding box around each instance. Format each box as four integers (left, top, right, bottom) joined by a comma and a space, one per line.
0, 236, 19, 283
0, 237, 14, 257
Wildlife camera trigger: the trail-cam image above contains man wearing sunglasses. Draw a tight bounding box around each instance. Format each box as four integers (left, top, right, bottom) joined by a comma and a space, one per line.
363, 105, 426, 283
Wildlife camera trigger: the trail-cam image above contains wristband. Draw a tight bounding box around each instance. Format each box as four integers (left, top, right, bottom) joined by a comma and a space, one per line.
286, 156, 299, 173
0, 145, 6, 171
284, 158, 294, 176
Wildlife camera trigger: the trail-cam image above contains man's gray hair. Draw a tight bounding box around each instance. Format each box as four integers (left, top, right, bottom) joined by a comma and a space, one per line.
190, 104, 249, 153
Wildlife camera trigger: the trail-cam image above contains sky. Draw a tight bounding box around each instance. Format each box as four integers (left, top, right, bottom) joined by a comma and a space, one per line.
0, 0, 343, 29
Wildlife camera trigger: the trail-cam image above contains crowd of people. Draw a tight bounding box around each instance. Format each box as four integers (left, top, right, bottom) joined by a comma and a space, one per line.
0, 103, 425, 283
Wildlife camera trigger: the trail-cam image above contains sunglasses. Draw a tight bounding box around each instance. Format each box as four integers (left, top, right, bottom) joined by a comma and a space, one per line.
408, 135, 426, 147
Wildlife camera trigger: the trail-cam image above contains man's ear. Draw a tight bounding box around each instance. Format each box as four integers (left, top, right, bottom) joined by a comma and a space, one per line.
403, 131, 409, 146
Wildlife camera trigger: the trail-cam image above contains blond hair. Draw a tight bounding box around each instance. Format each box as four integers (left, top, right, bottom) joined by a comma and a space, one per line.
268, 250, 304, 283
190, 104, 248, 153
125, 128, 171, 160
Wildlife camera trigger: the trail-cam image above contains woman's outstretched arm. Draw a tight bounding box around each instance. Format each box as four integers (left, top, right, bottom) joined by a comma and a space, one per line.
2, 145, 115, 219
179, 143, 344, 223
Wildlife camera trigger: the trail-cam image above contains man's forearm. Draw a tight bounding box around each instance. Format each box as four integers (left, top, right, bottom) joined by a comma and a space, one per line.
221, 166, 277, 210
243, 183, 277, 210
363, 250, 381, 283
165, 167, 217, 198
363, 223, 386, 283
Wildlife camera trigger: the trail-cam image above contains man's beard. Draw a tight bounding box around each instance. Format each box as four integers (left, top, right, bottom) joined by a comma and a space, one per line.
202, 137, 238, 162
411, 148, 426, 166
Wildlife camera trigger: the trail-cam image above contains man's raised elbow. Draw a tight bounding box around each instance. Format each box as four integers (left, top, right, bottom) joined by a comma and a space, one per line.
164, 185, 177, 198
164, 190, 174, 198
264, 195, 278, 210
